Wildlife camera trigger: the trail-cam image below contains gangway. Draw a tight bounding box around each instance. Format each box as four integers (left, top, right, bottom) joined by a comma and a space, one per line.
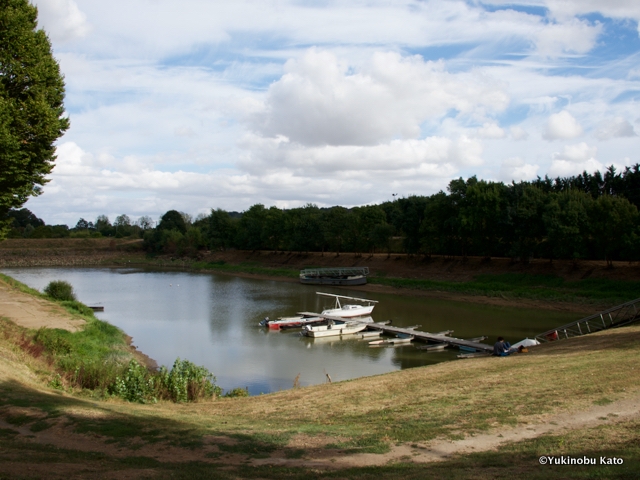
535, 297, 640, 343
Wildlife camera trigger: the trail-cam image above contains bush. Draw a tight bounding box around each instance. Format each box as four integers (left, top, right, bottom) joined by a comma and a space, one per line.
44, 280, 76, 301
157, 358, 222, 402
111, 360, 156, 403
224, 387, 250, 398
34, 328, 73, 355
106, 358, 222, 404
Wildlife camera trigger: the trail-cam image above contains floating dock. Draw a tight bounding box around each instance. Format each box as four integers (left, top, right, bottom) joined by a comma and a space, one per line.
365, 323, 494, 353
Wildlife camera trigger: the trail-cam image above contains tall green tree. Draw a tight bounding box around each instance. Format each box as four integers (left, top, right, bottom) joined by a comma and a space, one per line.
0, 0, 69, 238
589, 195, 639, 266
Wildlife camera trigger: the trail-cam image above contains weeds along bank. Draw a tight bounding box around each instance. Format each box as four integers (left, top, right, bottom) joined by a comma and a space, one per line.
0, 274, 238, 404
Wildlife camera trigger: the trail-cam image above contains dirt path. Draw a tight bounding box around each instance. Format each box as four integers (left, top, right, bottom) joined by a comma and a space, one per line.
0, 280, 85, 332
1, 391, 637, 472
287, 393, 640, 469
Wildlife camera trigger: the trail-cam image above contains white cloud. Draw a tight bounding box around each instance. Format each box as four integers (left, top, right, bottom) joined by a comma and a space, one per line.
238, 134, 481, 175
595, 117, 636, 140
543, 110, 584, 140
548, 142, 602, 177
476, 123, 506, 139
510, 126, 529, 140
499, 157, 539, 181
16, 1, 640, 225
534, 18, 601, 57
249, 49, 509, 146
33, 0, 90, 42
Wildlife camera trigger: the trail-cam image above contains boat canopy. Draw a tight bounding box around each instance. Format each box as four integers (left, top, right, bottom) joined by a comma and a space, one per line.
315, 292, 378, 304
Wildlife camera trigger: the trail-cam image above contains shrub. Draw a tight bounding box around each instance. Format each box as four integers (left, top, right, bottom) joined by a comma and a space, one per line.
157, 358, 222, 402
111, 360, 156, 403
223, 387, 250, 398
33, 328, 73, 355
44, 280, 76, 302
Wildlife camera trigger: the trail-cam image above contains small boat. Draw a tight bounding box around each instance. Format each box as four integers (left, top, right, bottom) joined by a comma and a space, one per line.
259, 314, 323, 330
369, 335, 414, 346
358, 331, 382, 339
301, 317, 372, 338
417, 343, 448, 351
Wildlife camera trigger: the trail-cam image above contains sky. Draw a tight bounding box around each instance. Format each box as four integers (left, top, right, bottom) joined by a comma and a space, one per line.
23, 0, 640, 227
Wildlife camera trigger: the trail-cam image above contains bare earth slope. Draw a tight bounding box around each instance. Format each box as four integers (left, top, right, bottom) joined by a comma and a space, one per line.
0, 279, 84, 331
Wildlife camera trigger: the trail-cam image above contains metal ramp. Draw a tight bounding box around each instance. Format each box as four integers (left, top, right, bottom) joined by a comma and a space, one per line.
535, 297, 640, 343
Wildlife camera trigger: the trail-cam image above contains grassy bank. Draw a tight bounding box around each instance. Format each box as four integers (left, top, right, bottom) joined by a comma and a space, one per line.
1, 318, 639, 478
192, 260, 300, 279
191, 260, 640, 305
370, 273, 640, 304
0, 274, 226, 404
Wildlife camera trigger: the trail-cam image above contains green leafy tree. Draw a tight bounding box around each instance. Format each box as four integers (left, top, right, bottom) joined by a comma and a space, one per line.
542, 190, 592, 261
95, 214, 113, 236
589, 195, 639, 266
322, 206, 350, 255
236, 204, 267, 250
506, 183, 547, 262
0, 0, 69, 238
206, 208, 235, 250
157, 210, 187, 234
114, 214, 132, 237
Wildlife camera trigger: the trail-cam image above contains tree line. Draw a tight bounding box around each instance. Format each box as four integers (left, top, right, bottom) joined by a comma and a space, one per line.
4, 165, 640, 265
150, 165, 640, 265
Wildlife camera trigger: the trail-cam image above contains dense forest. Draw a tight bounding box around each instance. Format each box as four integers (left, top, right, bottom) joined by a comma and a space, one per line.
5, 166, 640, 265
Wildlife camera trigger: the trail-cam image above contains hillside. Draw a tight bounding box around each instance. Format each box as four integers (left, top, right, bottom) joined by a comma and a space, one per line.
0, 272, 639, 478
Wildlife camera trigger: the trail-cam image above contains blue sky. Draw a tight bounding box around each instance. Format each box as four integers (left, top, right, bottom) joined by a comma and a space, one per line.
26, 0, 640, 226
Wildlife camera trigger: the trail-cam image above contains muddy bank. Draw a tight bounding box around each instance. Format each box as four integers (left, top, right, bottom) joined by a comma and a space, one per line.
3, 239, 638, 314
202, 249, 640, 283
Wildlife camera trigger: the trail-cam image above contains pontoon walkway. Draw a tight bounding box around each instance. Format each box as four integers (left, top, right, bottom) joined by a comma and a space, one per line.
365, 323, 494, 353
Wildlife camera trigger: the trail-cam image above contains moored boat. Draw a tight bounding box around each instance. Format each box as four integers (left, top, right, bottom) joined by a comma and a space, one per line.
260, 292, 378, 329
301, 319, 371, 338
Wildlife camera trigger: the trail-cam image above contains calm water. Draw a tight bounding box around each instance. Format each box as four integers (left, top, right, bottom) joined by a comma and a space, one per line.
2, 267, 579, 394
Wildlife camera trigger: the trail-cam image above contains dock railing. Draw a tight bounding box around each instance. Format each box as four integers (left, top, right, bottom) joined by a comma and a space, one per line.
535, 297, 640, 343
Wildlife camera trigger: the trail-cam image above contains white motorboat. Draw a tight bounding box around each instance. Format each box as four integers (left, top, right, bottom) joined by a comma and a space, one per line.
260, 292, 378, 329
301, 319, 370, 338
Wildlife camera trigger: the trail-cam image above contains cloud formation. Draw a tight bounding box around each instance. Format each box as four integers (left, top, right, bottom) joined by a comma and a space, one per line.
543, 111, 584, 140
16, 0, 640, 225
250, 50, 509, 146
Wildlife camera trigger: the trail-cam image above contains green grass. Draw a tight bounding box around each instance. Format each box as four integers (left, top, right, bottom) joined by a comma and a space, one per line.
192, 260, 299, 279
1, 326, 639, 478
186, 262, 640, 304
369, 273, 640, 304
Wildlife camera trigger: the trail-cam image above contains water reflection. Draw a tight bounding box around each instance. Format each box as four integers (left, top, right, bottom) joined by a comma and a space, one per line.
1, 267, 579, 394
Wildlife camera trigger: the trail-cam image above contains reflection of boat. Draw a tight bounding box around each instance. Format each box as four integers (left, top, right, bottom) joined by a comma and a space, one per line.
260, 292, 378, 329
